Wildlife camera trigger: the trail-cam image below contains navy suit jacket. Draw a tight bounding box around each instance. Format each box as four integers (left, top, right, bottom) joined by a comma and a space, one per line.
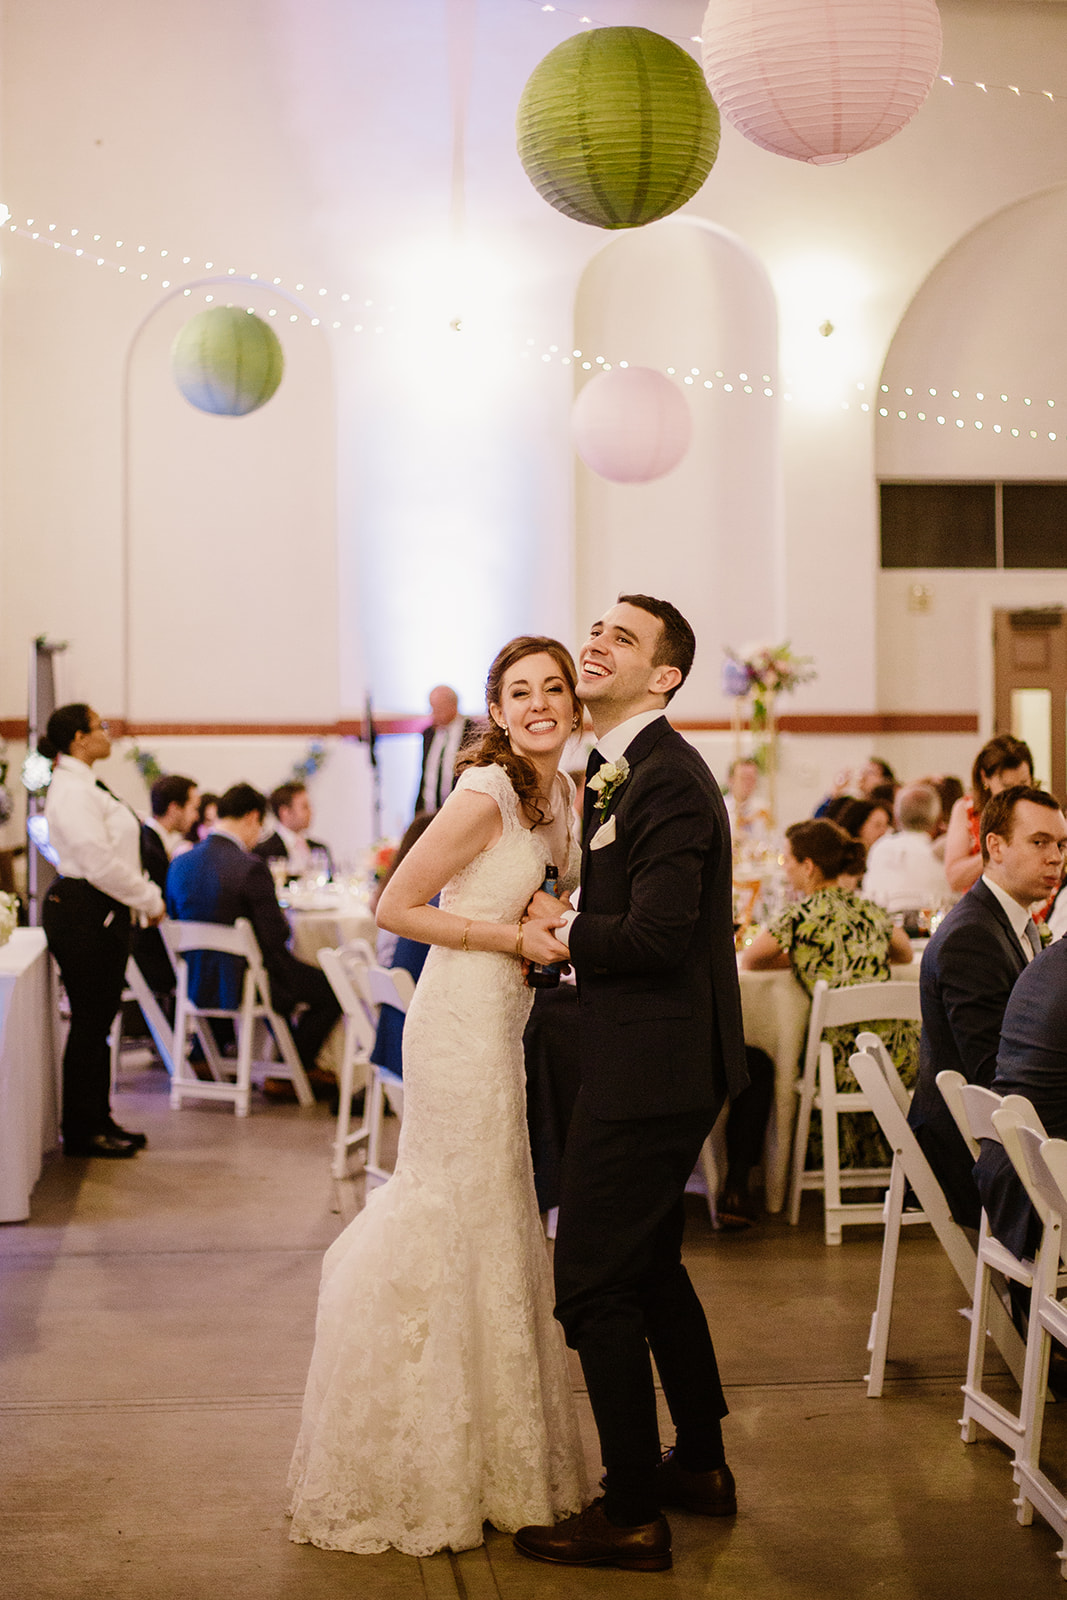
166, 832, 308, 1012
908, 877, 1028, 1227
568, 716, 747, 1120
974, 937, 1067, 1258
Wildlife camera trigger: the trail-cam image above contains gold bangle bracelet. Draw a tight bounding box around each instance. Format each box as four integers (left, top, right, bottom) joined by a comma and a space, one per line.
516, 922, 525, 958
461, 920, 472, 953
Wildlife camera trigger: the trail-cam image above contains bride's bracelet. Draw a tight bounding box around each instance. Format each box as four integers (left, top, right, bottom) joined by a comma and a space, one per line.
461, 920, 472, 953
516, 922, 525, 959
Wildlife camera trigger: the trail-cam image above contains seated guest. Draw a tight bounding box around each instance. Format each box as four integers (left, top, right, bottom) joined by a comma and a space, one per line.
908, 786, 1067, 1227
974, 936, 1067, 1260
743, 819, 914, 1175
370, 930, 431, 1079
814, 757, 896, 817
827, 795, 894, 851
253, 781, 332, 879
186, 792, 218, 845
723, 755, 772, 843
862, 783, 948, 915
141, 775, 200, 891
943, 735, 1033, 896
166, 783, 341, 1084
133, 773, 200, 998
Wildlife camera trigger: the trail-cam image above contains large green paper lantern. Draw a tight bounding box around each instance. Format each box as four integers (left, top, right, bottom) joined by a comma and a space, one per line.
517, 27, 720, 229
171, 306, 284, 416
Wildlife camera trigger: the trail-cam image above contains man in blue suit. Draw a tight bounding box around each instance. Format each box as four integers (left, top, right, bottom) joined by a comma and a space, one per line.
908, 786, 1067, 1228
975, 935, 1067, 1259
166, 783, 340, 1075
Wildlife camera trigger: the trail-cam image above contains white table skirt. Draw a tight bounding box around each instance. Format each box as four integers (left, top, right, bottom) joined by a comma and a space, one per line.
738, 957, 921, 1214
0, 929, 58, 1223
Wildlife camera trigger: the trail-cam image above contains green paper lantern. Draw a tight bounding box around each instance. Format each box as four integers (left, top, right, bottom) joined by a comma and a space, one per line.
517, 26, 720, 230
171, 306, 284, 416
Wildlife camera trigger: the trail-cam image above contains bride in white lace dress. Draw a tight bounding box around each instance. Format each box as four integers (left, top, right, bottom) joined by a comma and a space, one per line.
287, 637, 588, 1557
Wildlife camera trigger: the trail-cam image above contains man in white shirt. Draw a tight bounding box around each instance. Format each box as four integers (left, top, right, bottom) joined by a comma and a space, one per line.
723, 756, 772, 843
253, 782, 332, 879
862, 782, 948, 913
416, 685, 474, 815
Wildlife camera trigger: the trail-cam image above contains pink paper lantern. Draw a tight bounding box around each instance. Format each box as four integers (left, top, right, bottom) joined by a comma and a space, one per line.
701, 0, 942, 165
571, 368, 691, 484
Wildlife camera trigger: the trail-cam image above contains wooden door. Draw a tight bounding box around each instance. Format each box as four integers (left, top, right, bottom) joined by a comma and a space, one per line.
993, 608, 1067, 800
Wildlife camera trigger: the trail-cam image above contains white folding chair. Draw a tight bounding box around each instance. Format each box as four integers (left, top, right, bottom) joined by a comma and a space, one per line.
318, 944, 413, 1183
358, 964, 413, 1184
947, 1082, 1051, 1451
163, 918, 314, 1117
788, 978, 923, 1245
850, 1042, 1025, 1396
1011, 1131, 1067, 1573
109, 956, 180, 1085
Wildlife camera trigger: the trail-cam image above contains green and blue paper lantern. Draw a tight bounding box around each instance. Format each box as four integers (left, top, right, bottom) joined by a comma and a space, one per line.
171, 306, 284, 416
516, 26, 720, 230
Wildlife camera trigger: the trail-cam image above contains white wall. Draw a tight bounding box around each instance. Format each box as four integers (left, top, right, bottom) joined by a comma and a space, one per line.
5, 0, 1067, 846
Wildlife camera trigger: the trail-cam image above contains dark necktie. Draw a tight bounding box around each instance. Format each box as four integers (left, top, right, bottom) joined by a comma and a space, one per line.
583, 749, 604, 841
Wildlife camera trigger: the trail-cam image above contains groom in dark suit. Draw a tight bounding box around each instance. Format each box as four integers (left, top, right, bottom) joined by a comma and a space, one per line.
515, 595, 749, 1572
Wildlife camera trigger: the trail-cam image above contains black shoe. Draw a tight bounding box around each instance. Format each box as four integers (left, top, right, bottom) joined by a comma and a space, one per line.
64, 1132, 138, 1160
514, 1500, 671, 1571
107, 1120, 147, 1150
657, 1451, 737, 1517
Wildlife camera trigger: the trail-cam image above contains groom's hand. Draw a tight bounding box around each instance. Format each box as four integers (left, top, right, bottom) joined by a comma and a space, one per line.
526, 888, 571, 920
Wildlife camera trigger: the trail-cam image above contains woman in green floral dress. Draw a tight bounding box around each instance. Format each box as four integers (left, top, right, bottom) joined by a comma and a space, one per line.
743, 819, 917, 1169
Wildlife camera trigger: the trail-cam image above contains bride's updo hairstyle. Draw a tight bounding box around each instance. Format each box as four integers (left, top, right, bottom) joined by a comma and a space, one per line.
38, 703, 93, 762
457, 635, 578, 827
786, 818, 867, 884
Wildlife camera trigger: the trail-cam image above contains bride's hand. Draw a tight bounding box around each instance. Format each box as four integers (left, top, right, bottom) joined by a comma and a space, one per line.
520, 918, 571, 966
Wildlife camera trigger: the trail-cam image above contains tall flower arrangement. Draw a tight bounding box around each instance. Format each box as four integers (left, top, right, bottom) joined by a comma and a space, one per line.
722, 642, 816, 822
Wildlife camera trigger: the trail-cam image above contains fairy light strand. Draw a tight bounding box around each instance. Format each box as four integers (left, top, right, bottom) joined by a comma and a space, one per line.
6, 215, 1067, 446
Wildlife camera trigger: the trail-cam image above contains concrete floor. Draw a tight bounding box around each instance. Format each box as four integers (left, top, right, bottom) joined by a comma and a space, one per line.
3, 1061, 1067, 1598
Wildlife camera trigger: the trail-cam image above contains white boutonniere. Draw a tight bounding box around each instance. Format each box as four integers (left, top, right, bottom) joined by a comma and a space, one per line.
588, 756, 630, 820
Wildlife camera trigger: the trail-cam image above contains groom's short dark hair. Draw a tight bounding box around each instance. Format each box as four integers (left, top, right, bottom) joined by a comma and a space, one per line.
617, 593, 696, 702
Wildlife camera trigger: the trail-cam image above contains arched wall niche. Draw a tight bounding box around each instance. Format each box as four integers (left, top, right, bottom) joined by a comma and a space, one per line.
877, 182, 1067, 480
875, 182, 1067, 734
126, 285, 339, 723
573, 218, 783, 719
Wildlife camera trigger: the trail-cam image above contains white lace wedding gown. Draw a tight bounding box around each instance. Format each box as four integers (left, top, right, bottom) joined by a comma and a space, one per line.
287, 763, 588, 1556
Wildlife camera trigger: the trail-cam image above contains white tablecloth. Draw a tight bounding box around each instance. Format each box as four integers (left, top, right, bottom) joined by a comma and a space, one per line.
0, 929, 58, 1223
288, 898, 377, 966
738, 956, 922, 1214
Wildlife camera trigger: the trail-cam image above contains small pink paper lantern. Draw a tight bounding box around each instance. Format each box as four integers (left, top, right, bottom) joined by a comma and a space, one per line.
701, 0, 942, 165
571, 368, 691, 484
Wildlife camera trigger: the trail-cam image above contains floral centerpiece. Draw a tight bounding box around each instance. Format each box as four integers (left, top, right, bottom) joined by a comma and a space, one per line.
290, 740, 328, 785
722, 641, 816, 824
21, 751, 53, 796
0, 890, 18, 947
127, 743, 164, 785
368, 838, 398, 883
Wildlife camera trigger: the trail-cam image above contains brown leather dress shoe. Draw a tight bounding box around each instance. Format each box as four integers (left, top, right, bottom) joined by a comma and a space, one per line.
514, 1500, 672, 1571
715, 1183, 758, 1230
658, 1451, 737, 1517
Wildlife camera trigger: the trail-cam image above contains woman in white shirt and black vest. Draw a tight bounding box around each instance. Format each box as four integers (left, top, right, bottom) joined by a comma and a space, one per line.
41, 704, 165, 1158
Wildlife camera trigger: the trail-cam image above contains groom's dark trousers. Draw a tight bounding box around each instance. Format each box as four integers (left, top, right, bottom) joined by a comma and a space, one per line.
555, 716, 748, 1525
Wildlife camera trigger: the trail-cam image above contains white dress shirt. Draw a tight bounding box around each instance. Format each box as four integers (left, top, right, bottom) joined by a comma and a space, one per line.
554, 709, 667, 949
275, 820, 312, 875
45, 755, 164, 918
861, 829, 948, 914
421, 718, 467, 813
982, 873, 1039, 962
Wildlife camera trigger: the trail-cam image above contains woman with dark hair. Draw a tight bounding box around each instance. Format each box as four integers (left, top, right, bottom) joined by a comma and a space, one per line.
827, 795, 894, 851
943, 735, 1033, 895
40, 703, 165, 1159
185, 791, 219, 845
743, 819, 915, 1169
288, 637, 587, 1557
